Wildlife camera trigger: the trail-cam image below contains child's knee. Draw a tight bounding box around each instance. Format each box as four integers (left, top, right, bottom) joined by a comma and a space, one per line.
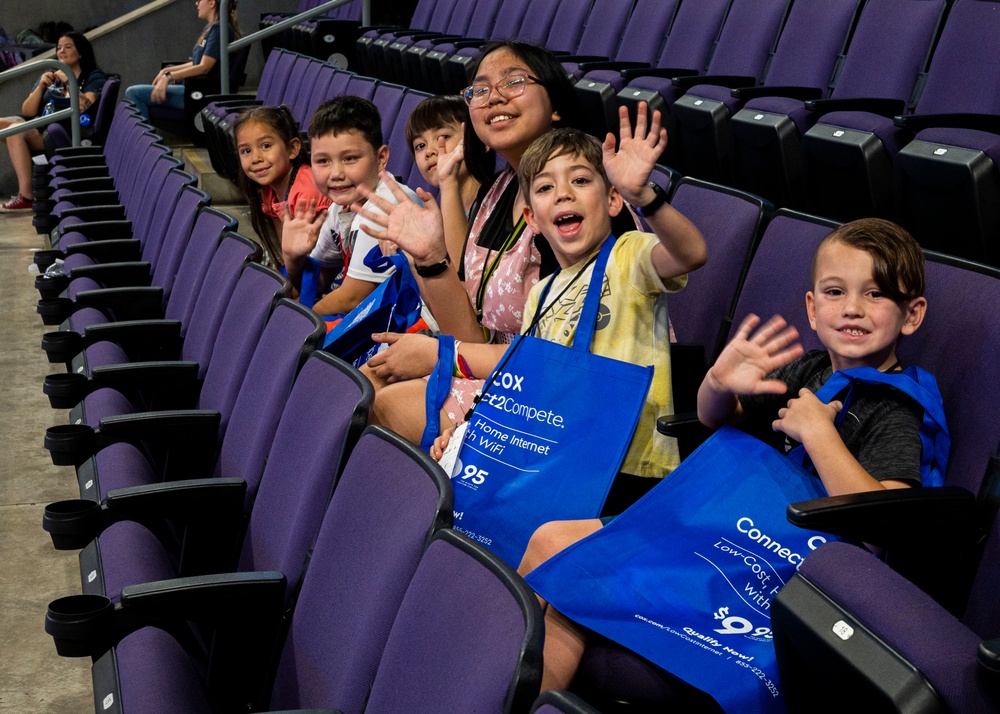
518, 519, 602, 577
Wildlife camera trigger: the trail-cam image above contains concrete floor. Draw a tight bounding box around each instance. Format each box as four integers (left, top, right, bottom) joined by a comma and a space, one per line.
0, 211, 92, 711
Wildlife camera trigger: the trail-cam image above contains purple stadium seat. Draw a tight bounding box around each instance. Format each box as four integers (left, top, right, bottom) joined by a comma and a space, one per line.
729, 0, 946, 209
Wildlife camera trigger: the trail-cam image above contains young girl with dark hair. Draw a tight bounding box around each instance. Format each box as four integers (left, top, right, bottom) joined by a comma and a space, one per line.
0, 32, 107, 212
233, 105, 331, 267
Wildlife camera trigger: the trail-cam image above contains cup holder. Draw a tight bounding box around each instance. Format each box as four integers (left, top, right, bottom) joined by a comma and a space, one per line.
45, 594, 114, 657
35, 273, 70, 300
44, 424, 97, 466
34, 249, 62, 271
43, 372, 88, 410
36, 297, 73, 326
41, 330, 82, 365
43, 499, 103, 548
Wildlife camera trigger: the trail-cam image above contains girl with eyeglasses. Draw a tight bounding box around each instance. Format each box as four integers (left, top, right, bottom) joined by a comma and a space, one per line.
361, 41, 628, 447
123, 0, 240, 121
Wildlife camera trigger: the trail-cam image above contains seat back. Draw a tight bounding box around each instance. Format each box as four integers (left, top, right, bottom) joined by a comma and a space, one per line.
572, 0, 633, 58
831, 0, 946, 103
150, 184, 212, 304
162, 206, 239, 329
215, 298, 326, 508
268, 427, 452, 714
655, 0, 731, 72
915, 0, 1000, 114
199, 260, 290, 435
616, 0, 679, 63
760, 0, 859, 91
180, 233, 262, 377
236, 352, 373, 596
539, 0, 595, 53
703, 0, 790, 78
667, 178, 770, 363
363, 529, 543, 714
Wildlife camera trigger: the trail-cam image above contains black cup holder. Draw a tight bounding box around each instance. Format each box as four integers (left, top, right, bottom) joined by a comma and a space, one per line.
43, 499, 103, 548
41, 330, 83, 365
44, 424, 96, 466
34, 249, 63, 271
43, 372, 88, 410
45, 594, 114, 657
36, 297, 74, 326
35, 273, 70, 300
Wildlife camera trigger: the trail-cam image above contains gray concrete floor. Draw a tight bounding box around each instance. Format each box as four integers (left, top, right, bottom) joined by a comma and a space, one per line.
0, 211, 92, 711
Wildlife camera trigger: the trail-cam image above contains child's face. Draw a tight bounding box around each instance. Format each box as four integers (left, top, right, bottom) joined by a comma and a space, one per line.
412, 121, 464, 187
807, 240, 926, 372
236, 121, 300, 191
522, 152, 622, 268
310, 129, 388, 208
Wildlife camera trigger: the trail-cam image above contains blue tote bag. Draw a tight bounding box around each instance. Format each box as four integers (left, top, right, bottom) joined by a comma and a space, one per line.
526, 369, 949, 714
424, 237, 654, 567
321, 249, 423, 368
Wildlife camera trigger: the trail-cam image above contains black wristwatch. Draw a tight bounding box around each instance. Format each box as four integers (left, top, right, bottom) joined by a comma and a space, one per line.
414, 255, 450, 278
636, 181, 669, 217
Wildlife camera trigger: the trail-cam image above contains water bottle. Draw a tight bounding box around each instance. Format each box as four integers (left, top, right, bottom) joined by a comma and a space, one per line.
80, 113, 91, 127
42, 101, 55, 117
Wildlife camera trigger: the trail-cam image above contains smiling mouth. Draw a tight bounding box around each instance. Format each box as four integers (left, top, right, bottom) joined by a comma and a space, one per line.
488, 114, 515, 125
839, 327, 869, 336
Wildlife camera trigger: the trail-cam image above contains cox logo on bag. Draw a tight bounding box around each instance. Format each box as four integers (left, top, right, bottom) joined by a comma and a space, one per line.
492, 370, 524, 392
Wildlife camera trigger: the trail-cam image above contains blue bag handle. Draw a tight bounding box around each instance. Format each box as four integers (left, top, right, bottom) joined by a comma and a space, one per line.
420, 335, 455, 452
280, 256, 323, 309
531, 234, 615, 353
789, 366, 950, 487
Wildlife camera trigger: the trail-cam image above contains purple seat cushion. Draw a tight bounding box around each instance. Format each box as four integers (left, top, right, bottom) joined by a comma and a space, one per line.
79, 387, 138, 429
82, 340, 129, 376
743, 95, 817, 134
115, 627, 212, 713
92, 441, 161, 500
915, 127, 1000, 168
95, 519, 179, 603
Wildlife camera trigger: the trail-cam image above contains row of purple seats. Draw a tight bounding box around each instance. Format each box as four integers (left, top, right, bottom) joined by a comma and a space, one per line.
568, 205, 1000, 711
259, 0, 364, 66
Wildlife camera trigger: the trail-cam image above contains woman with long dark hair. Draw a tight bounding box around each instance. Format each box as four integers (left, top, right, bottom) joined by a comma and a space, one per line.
0, 32, 106, 212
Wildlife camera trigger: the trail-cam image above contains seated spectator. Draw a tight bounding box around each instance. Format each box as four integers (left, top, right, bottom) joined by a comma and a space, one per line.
0, 32, 106, 212
123, 0, 239, 121
233, 104, 331, 267
280, 96, 421, 316
519, 218, 931, 692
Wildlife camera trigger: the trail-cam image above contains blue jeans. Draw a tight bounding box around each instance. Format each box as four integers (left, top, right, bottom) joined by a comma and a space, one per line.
124, 84, 185, 121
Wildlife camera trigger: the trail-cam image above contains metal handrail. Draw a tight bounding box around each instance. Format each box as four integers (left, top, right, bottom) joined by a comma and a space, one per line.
0, 60, 81, 146
219, 0, 371, 94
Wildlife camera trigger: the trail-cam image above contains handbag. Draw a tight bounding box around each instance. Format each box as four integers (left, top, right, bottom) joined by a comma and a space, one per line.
526, 369, 949, 714
424, 236, 654, 567
321, 249, 423, 368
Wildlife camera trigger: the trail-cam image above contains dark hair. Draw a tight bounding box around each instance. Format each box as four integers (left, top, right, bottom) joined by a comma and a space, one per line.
518, 128, 609, 204
405, 95, 469, 155
463, 41, 592, 186
60, 32, 97, 77
199, 0, 242, 43
308, 95, 383, 150
233, 104, 304, 266
813, 218, 925, 302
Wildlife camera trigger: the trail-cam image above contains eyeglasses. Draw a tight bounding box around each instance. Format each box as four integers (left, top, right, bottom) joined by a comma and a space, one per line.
462, 73, 539, 108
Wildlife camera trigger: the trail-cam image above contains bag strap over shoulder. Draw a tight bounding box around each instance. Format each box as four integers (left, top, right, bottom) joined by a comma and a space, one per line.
802, 366, 950, 487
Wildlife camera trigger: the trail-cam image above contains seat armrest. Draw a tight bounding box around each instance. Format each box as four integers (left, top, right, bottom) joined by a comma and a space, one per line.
731, 85, 823, 101
50, 176, 116, 194
67, 261, 151, 288
621, 67, 699, 81
74, 286, 163, 319
577, 60, 650, 74
56, 205, 126, 222
83, 318, 182, 353
893, 112, 1000, 133
61, 220, 134, 241
89, 361, 200, 402
50, 166, 110, 182
786, 486, 977, 547
53, 191, 121, 208
49, 155, 107, 170
804, 97, 905, 118
673, 74, 756, 89
453, 38, 487, 49
64, 239, 141, 263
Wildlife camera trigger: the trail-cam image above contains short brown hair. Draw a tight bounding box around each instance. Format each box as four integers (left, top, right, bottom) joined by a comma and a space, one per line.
517, 128, 610, 204
404, 95, 469, 155
813, 218, 925, 301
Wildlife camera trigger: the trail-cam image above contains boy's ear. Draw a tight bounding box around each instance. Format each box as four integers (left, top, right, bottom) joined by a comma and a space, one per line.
551, 109, 561, 124
377, 145, 389, 172
805, 291, 818, 331
607, 186, 623, 218
900, 296, 927, 335
523, 204, 540, 235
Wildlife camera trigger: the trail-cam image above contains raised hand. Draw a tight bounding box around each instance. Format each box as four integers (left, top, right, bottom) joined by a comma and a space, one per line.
603, 102, 668, 206
353, 171, 447, 265
707, 314, 804, 396
435, 125, 465, 185
280, 198, 327, 261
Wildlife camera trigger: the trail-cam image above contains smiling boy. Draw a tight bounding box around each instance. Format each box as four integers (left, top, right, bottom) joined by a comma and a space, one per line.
281, 96, 421, 316
516, 108, 706, 483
